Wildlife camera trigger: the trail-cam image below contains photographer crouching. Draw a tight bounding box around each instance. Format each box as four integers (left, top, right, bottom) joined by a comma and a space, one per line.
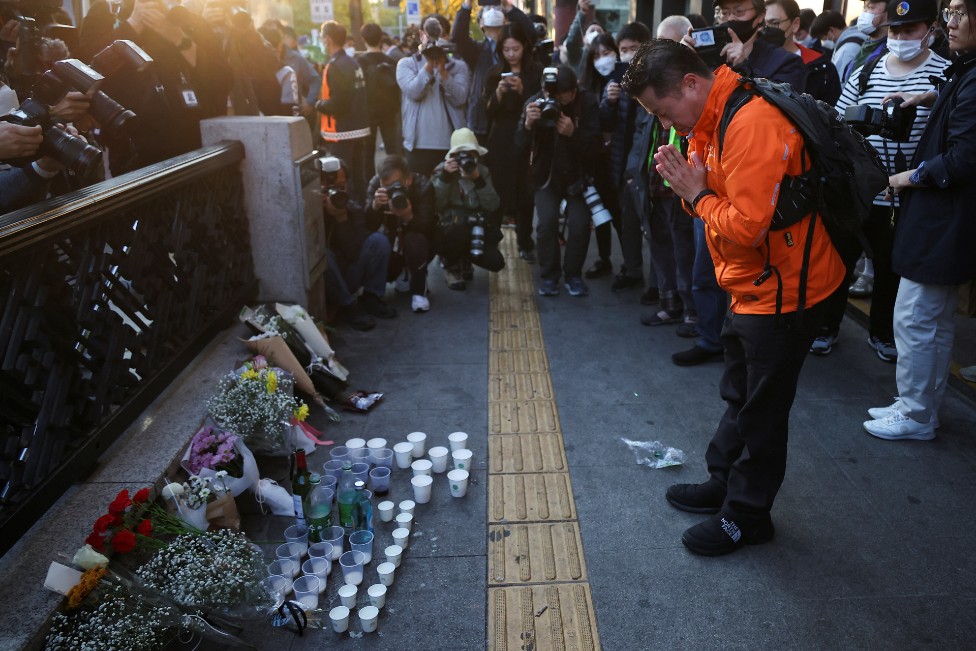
516, 65, 603, 298
432, 127, 504, 291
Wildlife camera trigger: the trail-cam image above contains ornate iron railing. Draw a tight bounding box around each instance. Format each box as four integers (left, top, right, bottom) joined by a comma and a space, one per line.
0, 142, 255, 555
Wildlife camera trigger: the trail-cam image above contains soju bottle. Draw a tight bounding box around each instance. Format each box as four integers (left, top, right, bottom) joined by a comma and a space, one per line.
336, 461, 357, 534
291, 449, 312, 526
352, 480, 373, 533
305, 476, 333, 543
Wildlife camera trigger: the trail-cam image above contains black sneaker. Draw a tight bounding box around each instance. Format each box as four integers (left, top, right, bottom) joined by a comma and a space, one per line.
360, 292, 397, 319
681, 512, 775, 557
611, 273, 643, 292
584, 259, 612, 279
339, 302, 376, 331
672, 345, 724, 366
640, 287, 660, 305
518, 249, 536, 263
665, 480, 726, 514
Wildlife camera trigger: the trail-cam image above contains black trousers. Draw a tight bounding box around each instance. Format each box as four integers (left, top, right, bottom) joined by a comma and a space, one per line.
436, 222, 505, 273
705, 302, 824, 524
326, 138, 368, 206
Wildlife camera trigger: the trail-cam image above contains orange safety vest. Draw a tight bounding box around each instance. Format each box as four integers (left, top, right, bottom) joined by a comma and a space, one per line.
320, 63, 337, 139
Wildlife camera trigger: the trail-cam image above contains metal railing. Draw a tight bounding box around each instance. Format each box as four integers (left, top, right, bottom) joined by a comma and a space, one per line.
0, 141, 256, 555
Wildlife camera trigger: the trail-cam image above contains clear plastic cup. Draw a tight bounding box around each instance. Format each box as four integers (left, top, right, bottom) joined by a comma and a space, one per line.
345, 437, 366, 451
330, 605, 350, 632
307, 541, 334, 566
428, 446, 450, 473
322, 459, 345, 480
369, 467, 391, 495
264, 574, 291, 600
339, 550, 366, 586
393, 442, 414, 469
367, 583, 387, 608
395, 512, 413, 531
349, 530, 374, 564
350, 448, 373, 466
323, 526, 345, 561
329, 446, 350, 462
384, 544, 403, 567
359, 605, 379, 633
411, 459, 433, 477
448, 431, 468, 451
338, 584, 357, 609
276, 542, 303, 567
392, 527, 410, 550
451, 448, 473, 471
293, 575, 320, 609
372, 448, 394, 469
302, 557, 330, 593
268, 559, 298, 581
322, 474, 338, 494
448, 469, 469, 497
398, 500, 415, 515
411, 474, 433, 503
377, 500, 395, 522
351, 462, 370, 484
376, 561, 396, 587
406, 431, 427, 458
284, 524, 309, 556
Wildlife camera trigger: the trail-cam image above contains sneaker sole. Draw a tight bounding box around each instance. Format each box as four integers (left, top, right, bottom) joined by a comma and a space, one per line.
666, 495, 722, 514
863, 422, 935, 441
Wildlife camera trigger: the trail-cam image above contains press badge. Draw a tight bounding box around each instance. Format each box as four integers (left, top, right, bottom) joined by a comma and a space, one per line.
178, 72, 199, 108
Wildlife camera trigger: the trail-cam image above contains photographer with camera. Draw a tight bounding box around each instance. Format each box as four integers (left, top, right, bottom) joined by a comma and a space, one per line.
517, 65, 603, 297
684, 0, 805, 91
815, 0, 947, 363
366, 155, 437, 313
432, 127, 504, 290
862, 0, 976, 441
0, 121, 65, 213
397, 16, 470, 177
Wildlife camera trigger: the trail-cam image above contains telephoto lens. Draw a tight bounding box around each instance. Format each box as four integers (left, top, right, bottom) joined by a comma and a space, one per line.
388, 181, 409, 211
582, 184, 612, 227
467, 213, 486, 257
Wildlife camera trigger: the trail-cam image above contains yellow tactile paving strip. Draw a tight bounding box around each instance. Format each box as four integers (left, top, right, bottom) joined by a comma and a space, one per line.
486, 231, 601, 651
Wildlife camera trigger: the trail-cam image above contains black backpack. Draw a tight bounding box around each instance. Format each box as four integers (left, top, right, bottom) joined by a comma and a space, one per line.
359, 56, 401, 121
717, 76, 889, 317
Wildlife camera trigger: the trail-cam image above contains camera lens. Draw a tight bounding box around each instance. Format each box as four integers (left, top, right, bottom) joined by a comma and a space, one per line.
89, 91, 135, 133
329, 188, 349, 210
42, 125, 103, 178
470, 224, 485, 257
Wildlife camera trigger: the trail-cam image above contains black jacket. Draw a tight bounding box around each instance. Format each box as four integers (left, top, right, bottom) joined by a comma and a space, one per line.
364, 173, 436, 238
316, 50, 370, 140
803, 49, 841, 105
893, 52, 976, 285
739, 39, 806, 92
324, 201, 375, 272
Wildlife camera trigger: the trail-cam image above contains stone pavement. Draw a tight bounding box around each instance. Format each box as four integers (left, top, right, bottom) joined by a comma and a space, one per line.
3, 229, 976, 650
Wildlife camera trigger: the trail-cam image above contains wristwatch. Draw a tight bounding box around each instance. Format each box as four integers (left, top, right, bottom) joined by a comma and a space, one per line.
691, 188, 717, 211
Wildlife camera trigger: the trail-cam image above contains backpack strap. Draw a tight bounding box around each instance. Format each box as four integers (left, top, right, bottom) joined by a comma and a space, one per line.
856, 48, 886, 96
717, 82, 754, 160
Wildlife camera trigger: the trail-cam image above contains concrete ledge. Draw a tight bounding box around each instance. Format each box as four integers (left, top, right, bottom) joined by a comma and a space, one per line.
0, 322, 250, 651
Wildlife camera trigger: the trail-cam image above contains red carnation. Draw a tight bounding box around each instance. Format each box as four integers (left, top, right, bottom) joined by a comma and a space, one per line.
133, 488, 151, 504
108, 490, 131, 514
111, 529, 137, 553
136, 519, 153, 537
85, 531, 105, 551
93, 514, 114, 534
111, 513, 123, 527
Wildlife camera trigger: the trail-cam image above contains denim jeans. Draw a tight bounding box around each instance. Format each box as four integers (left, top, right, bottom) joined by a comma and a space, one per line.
692, 219, 728, 352
325, 232, 391, 306
646, 197, 695, 315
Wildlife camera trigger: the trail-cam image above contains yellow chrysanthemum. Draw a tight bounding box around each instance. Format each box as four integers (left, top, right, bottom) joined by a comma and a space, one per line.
294, 403, 309, 422
266, 370, 278, 394
240, 369, 258, 381
66, 567, 107, 610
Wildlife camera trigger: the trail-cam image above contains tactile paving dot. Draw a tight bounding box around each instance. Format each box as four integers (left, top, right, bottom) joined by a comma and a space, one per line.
488, 584, 600, 651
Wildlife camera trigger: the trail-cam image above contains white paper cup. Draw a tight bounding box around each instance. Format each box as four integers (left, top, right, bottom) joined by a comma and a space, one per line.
451, 448, 473, 471
406, 431, 427, 458
376, 561, 396, 587
367, 583, 387, 608
330, 605, 350, 633
359, 605, 379, 633
384, 544, 403, 568
411, 475, 433, 503
393, 442, 414, 469
398, 500, 415, 515
411, 459, 433, 477
392, 527, 410, 550
377, 500, 395, 522
448, 469, 470, 497
448, 431, 468, 451
337, 584, 357, 609
428, 446, 450, 473
395, 512, 413, 531
292, 576, 320, 610
345, 437, 366, 451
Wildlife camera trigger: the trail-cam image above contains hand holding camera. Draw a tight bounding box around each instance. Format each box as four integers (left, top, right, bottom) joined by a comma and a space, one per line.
0, 122, 43, 160
555, 113, 575, 137
51, 91, 91, 124
524, 101, 542, 129
127, 0, 169, 35
606, 81, 621, 105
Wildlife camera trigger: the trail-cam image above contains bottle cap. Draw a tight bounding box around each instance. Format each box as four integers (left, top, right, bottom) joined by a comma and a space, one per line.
354, 480, 366, 490
342, 461, 353, 469
309, 473, 321, 484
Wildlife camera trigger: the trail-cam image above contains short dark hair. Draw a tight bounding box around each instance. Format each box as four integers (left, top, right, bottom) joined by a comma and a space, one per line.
809, 9, 846, 37
687, 13, 709, 29
258, 25, 282, 48
621, 39, 711, 98
361, 23, 383, 46
616, 21, 652, 44
716, 0, 766, 15
798, 7, 816, 30
765, 0, 800, 22
321, 21, 347, 46
378, 155, 410, 182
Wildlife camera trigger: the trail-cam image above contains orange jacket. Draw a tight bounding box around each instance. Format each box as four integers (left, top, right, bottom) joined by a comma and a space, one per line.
687, 66, 845, 315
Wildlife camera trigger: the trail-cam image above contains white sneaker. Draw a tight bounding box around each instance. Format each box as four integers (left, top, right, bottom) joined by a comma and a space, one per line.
394, 270, 410, 293
867, 399, 940, 429
863, 413, 935, 441
411, 294, 430, 313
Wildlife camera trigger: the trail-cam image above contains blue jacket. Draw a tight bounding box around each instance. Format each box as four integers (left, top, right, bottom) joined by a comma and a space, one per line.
0, 165, 52, 215
894, 52, 976, 285
739, 39, 806, 92
599, 84, 639, 187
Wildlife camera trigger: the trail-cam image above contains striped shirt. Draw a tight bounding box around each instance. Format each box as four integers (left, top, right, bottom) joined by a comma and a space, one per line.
835, 51, 948, 205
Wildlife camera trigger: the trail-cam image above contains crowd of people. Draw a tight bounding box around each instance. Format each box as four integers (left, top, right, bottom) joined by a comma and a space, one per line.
0, 0, 974, 555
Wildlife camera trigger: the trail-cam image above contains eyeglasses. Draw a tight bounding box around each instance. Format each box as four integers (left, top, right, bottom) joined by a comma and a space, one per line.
717, 8, 755, 20
764, 18, 789, 28
943, 7, 969, 23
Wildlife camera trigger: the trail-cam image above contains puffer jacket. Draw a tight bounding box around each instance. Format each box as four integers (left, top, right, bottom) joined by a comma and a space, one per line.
396, 52, 470, 152
317, 49, 370, 141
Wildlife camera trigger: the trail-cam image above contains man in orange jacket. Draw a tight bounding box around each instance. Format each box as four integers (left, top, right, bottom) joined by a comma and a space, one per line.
621, 40, 845, 556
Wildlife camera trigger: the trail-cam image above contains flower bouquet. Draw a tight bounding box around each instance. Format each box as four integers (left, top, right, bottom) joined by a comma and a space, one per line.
84, 488, 157, 556
181, 421, 259, 497
161, 477, 213, 532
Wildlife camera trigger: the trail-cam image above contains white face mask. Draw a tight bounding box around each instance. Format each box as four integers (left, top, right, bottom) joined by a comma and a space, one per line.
619, 51, 635, 64
345, 47, 356, 57
857, 11, 878, 34
594, 54, 616, 77
887, 35, 930, 61
821, 38, 835, 50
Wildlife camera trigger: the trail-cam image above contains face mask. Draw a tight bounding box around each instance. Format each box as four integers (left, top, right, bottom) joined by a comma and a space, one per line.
857, 11, 878, 34
887, 35, 930, 61
594, 54, 616, 77
619, 51, 635, 64
796, 34, 817, 48
584, 30, 600, 46
345, 47, 356, 57
760, 26, 787, 47
821, 39, 835, 50
725, 18, 759, 43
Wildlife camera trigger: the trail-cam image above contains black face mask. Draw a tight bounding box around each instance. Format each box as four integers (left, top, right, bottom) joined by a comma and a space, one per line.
760, 26, 787, 47
722, 18, 760, 43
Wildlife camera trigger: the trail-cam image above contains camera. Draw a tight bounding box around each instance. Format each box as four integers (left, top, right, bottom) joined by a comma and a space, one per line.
0, 98, 102, 177
318, 155, 349, 209
386, 181, 409, 211
690, 24, 732, 69
420, 18, 454, 59
535, 98, 562, 127
844, 98, 917, 143
455, 151, 478, 175
582, 182, 612, 227
467, 213, 486, 257
87, 40, 154, 134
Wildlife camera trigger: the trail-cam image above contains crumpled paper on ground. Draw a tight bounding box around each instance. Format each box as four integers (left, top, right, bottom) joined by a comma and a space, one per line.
621, 438, 686, 469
